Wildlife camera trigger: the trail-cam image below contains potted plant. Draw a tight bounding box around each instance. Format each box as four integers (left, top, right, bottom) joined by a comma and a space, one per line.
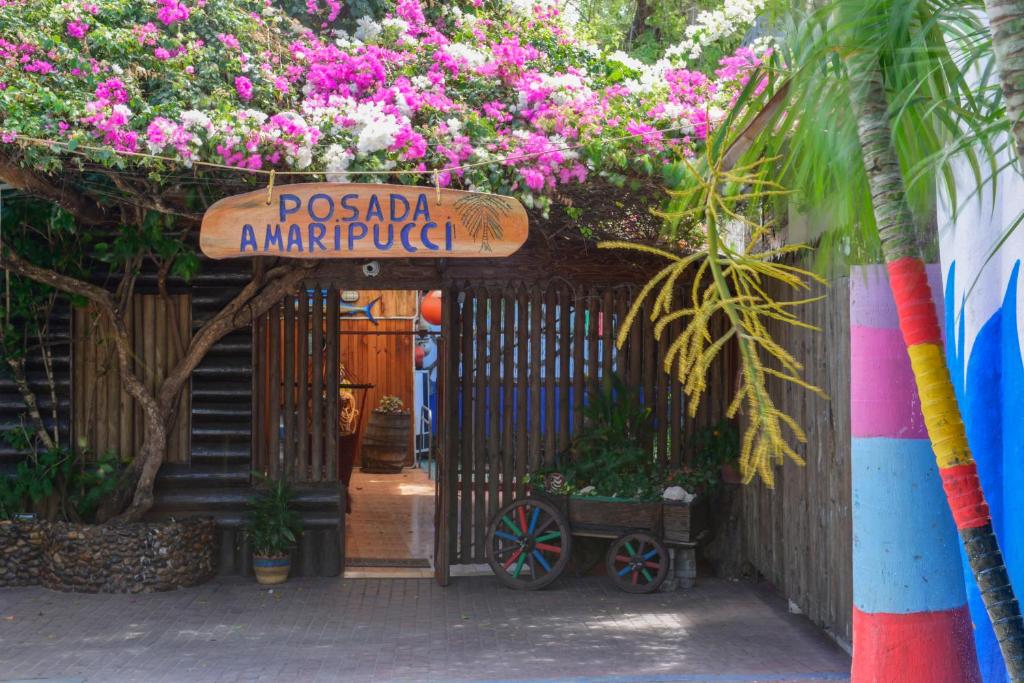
361, 395, 411, 473
688, 419, 741, 485
247, 477, 303, 585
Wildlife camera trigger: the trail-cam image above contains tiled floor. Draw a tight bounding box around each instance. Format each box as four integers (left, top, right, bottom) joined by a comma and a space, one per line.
0, 576, 850, 683
345, 467, 435, 565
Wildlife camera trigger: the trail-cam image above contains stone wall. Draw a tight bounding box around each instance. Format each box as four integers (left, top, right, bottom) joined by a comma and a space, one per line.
0, 516, 215, 592
0, 520, 44, 586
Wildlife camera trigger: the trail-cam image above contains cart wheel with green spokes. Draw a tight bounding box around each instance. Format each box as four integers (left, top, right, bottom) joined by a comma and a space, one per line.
486, 497, 572, 590
605, 531, 668, 594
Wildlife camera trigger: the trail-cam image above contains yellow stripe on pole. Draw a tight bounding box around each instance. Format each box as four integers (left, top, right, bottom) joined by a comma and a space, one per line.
907, 343, 973, 469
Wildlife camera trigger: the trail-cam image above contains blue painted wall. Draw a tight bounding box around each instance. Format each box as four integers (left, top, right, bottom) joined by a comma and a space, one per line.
946, 261, 1024, 682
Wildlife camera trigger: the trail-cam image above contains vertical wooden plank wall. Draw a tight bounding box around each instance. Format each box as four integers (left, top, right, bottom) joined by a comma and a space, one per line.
447, 281, 704, 564
72, 295, 191, 463
737, 275, 852, 645
336, 318, 415, 465
255, 287, 416, 481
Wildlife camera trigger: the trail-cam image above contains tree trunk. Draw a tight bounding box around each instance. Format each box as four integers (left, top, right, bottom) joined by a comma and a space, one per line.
626, 0, 653, 50
1, 244, 315, 522
7, 358, 56, 452
984, 0, 1024, 164
111, 259, 314, 522
850, 60, 1024, 678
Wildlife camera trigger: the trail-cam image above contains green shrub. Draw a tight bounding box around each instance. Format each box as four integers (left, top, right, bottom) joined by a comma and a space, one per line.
247, 477, 303, 558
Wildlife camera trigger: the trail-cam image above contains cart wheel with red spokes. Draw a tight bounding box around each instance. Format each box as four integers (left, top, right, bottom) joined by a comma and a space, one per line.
605, 531, 669, 594
486, 497, 572, 590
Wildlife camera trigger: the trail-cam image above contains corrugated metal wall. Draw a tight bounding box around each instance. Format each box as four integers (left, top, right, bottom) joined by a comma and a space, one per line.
0, 300, 71, 471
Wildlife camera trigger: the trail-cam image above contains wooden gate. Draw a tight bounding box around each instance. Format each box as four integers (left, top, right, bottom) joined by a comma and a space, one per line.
253, 286, 341, 483
439, 281, 724, 566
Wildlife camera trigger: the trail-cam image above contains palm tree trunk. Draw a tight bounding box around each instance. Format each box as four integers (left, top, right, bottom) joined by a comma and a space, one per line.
984, 0, 1024, 163
850, 60, 1024, 678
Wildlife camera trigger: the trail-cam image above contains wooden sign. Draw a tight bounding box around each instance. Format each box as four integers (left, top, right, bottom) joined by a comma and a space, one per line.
200, 183, 529, 260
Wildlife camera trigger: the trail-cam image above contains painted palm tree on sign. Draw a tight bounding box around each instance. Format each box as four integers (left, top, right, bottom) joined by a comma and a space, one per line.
453, 193, 512, 253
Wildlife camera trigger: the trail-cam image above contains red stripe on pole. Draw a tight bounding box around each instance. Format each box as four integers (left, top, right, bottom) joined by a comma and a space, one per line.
939, 462, 991, 530
886, 257, 943, 346
853, 606, 980, 682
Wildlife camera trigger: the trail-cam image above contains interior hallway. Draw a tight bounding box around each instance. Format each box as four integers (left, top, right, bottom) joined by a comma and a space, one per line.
344, 467, 435, 569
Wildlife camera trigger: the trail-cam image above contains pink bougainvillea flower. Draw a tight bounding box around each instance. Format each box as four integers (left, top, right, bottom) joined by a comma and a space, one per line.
66, 21, 89, 39
234, 75, 254, 102
156, 0, 190, 26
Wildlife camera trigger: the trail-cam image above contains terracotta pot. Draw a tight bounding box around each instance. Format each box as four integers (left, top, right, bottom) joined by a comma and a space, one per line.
253, 554, 290, 585
720, 463, 742, 484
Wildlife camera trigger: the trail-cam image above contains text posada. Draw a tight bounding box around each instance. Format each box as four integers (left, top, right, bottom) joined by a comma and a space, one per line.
238, 190, 454, 254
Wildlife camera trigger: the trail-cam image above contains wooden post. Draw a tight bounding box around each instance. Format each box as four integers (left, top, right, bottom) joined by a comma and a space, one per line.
283, 296, 296, 480
528, 285, 542, 473
297, 291, 309, 480
558, 284, 571, 454
515, 286, 529, 496
268, 300, 282, 480
310, 286, 324, 482
501, 288, 515, 506
473, 286, 488, 561
543, 285, 556, 466
326, 288, 339, 482
571, 285, 585, 439
459, 285, 474, 563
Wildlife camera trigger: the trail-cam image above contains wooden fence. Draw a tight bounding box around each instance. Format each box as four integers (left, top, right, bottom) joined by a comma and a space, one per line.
440, 280, 733, 566
253, 286, 341, 483
737, 275, 853, 645
73, 294, 191, 464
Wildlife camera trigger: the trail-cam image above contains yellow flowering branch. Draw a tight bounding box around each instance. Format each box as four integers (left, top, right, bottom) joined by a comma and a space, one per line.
600, 140, 827, 486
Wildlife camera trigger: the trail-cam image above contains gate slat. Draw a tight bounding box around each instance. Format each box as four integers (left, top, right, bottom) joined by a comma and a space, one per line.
587, 286, 600, 401
445, 285, 461, 565
601, 288, 614, 381
543, 285, 557, 466
487, 290, 501, 529
572, 285, 585, 438
459, 285, 474, 562
558, 284, 571, 453
528, 285, 542, 472
326, 288, 340, 482
283, 296, 296, 481
642, 297, 657, 454
473, 286, 488, 561
670, 317, 683, 467
656, 319, 669, 466
311, 287, 324, 482
297, 291, 309, 481
515, 286, 529, 495
268, 301, 281, 480
501, 288, 515, 505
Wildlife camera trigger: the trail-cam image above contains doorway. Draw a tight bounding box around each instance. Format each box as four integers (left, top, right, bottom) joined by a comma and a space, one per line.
252, 287, 439, 574
340, 289, 439, 572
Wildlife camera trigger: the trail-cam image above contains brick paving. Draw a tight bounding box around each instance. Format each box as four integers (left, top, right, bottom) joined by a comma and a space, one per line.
0, 577, 850, 683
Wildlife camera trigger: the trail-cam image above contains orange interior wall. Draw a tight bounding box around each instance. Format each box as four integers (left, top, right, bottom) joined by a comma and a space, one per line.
338, 290, 416, 466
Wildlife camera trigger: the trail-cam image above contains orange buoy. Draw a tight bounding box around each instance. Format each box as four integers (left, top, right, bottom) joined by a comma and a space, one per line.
415, 344, 427, 369
420, 290, 442, 326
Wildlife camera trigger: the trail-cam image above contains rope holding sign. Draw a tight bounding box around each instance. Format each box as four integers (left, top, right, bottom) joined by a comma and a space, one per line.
265, 169, 276, 206
433, 170, 442, 206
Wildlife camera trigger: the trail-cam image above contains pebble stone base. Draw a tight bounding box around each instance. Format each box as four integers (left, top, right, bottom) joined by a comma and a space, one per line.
0, 516, 215, 593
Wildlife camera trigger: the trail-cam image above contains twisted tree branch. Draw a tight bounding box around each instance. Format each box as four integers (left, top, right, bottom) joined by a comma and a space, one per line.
0, 156, 107, 226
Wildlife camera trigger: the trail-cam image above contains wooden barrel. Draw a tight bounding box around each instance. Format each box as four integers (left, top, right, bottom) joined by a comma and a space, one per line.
361, 410, 410, 473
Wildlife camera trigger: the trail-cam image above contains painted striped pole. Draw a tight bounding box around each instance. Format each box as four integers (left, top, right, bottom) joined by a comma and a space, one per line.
851, 264, 980, 682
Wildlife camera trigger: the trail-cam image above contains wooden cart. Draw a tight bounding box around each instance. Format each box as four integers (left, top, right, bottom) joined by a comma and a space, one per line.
485, 492, 693, 593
